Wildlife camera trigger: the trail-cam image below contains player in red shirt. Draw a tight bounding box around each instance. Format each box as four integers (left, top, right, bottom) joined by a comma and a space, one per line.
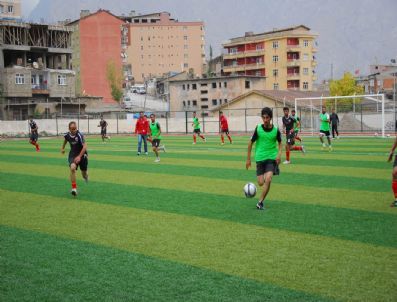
134, 112, 149, 155
219, 111, 232, 145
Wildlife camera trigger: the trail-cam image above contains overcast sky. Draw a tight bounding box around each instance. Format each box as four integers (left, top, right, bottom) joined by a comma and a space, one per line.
22, 0, 397, 81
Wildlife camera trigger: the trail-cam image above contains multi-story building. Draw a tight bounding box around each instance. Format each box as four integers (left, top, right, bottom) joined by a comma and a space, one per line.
0, 20, 76, 120
124, 12, 205, 83
68, 10, 125, 103
163, 72, 266, 114
222, 25, 318, 91
0, 0, 21, 21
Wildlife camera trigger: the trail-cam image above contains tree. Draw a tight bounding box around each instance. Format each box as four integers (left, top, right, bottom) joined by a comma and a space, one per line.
328, 72, 364, 111
106, 60, 123, 103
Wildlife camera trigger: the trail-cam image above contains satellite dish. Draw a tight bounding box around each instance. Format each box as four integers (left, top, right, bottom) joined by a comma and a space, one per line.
33, 62, 39, 69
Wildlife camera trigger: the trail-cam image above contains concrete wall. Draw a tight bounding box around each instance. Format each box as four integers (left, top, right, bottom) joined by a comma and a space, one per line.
48, 71, 76, 98
1, 68, 32, 97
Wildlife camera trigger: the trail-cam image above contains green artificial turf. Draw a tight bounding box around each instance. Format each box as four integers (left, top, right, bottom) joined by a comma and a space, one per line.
0, 135, 396, 301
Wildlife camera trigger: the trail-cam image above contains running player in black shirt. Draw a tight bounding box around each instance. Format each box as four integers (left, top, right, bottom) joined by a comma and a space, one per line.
282, 107, 304, 164
98, 116, 110, 142
330, 108, 340, 139
29, 117, 40, 151
61, 121, 88, 196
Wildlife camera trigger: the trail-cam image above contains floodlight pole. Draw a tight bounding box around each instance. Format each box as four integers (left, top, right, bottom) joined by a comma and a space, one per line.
381, 93, 385, 138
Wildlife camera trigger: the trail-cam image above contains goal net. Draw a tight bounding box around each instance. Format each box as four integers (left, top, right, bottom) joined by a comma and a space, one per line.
293, 94, 393, 137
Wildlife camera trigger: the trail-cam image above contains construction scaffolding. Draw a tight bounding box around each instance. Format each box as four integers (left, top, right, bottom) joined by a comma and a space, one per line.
0, 21, 73, 49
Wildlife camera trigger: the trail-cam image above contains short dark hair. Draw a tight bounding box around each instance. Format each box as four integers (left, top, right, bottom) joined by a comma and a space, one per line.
283, 107, 289, 111
291, 109, 296, 113
219, 111, 223, 114
261, 107, 273, 119
68, 121, 77, 128
150, 113, 155, 117
193, 111, 196, 114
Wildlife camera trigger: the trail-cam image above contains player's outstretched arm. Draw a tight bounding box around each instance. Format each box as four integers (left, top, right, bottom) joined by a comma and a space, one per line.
388, 137, 397, 162
61, 139, 67, 154
246, 141, 253, 170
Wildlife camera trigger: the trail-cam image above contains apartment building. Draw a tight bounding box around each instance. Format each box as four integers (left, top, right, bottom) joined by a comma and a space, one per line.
223, 25, 318, 91
0, 20, 76, 120
124, 12, 205, 83
165, 73, 266, 113
68, 10, 125, 103
0, 0, 21, 21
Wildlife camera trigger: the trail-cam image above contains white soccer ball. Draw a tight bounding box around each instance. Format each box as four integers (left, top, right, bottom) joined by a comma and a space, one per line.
244, 183, 257, 198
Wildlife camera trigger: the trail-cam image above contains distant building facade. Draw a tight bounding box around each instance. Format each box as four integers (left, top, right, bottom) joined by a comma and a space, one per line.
0, 0, 21, 21
124, 12, 205, 83
0, 20, 76, 120
164, 73, 266, 113
222, 25, 318, 91
68, 10, 125, 103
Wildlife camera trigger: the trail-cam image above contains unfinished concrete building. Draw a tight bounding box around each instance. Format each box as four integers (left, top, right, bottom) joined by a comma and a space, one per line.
0, 20, 77, 120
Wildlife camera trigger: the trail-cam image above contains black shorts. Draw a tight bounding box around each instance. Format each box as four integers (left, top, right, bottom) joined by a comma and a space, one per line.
394, 155, 397, 168
152, 139, 161, 148
101, 129, 107, 136
286, 133, 295, 146
320, 130, 330, 137
68, 153, 88, 171
256, 159, 279, 176
221, 128, 229, 135
193, 129, 201, 134
30, 132, 38, 142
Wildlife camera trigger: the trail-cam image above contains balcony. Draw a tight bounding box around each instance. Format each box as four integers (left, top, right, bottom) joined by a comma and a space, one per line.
286, 59, 300, 67
286, 44, 300, 52
287, 73, 300, 79
32, 84, 49, 95
311, 47, 318, 52
244, 62, 266, 70
223, 48, 265, 59
223, 64, 246, 73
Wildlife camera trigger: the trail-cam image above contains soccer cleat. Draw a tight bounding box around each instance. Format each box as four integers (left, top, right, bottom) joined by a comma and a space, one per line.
390, 201, 397, 208
256, 201, 264, 210
283, 160, 290, 164
192, 142, 196, 145
301, 145, 306, 154
71, 188, 78, 196
154, 158, 160, 162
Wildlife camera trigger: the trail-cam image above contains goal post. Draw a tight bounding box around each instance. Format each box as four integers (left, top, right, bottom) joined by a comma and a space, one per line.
294, 94, 390, 137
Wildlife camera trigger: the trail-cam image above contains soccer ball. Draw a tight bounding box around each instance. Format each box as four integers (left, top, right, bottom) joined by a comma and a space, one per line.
243, 183, 257, 198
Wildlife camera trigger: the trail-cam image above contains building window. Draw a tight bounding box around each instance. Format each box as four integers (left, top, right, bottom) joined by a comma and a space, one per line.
272, 55, 279, 62
212, 99, 217, 105
224, 82, 227, 88
245, 81, 250, 89
201, 105, 208, 109
200, 83, 207, 87
192, 83, 197, 90
273, 83, 279, 90
201, 90, 208, 94
224, 99, 228, 103
303, 40, 309, 47
184, 35, 188, 40
201, 98, 208, 102
183, 101, 186, 107
303, 82, 309, 90
192, 100, 197, 106
303, 53, 309, 61
182, 84, 185, 90
273, 69, 278, 77
188, 100, 191, 106
255, 71, 261, 76
187, 84, 190, 90
57, 75, 67, 85
15, 74, 24, 85
272, 41, 279, 48
8, 5, 13, 13
184, 63, 188, 68
212, 82, 216, 88
303, 68, 309, 75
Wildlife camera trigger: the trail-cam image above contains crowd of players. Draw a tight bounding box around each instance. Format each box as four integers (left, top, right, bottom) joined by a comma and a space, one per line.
23, 107, 395, 208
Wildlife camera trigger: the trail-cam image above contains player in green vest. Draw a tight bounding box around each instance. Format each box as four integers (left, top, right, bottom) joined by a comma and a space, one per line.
319, 106, 332, 151
192, 111, 206, 144
291, 109, 303, 144
148, 114, 166, 162
246, 107, 282, 210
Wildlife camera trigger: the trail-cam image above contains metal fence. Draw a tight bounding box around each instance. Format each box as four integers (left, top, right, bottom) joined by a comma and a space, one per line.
0, 104, 395, 137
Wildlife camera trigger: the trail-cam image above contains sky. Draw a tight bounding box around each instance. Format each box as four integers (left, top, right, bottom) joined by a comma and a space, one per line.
21, 0, 397, 82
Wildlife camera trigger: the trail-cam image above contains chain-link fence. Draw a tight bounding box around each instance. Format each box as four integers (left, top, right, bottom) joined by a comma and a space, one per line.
0, 104, 395, 137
